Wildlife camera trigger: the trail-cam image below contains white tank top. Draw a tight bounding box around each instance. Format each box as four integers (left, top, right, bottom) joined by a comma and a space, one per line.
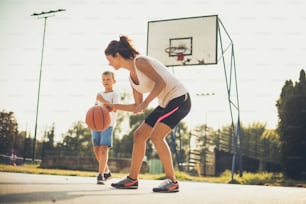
129, 55, 188, 108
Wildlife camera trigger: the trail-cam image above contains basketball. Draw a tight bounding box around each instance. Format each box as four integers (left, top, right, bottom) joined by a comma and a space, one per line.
85, 105, 111, 131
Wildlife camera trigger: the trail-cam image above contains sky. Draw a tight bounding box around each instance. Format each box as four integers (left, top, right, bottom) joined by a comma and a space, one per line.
1, 0, 306, 141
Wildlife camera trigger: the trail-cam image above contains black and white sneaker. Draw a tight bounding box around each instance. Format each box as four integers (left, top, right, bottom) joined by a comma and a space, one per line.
104, 172, 112, 181
97, 174, 105, 185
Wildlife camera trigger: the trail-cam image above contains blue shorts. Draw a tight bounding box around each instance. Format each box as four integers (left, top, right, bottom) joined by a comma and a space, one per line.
91, 126, 113, 147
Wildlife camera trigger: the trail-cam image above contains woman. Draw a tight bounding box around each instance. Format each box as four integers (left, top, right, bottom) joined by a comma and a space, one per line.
104, 35, 191, 193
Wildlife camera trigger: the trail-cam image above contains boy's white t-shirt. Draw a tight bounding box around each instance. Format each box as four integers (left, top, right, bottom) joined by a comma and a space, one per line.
96, 91, 119, 127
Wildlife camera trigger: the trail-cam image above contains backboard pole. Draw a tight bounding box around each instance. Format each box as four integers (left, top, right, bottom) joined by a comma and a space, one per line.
217, 17, 242, 182
232, 44, 242, 177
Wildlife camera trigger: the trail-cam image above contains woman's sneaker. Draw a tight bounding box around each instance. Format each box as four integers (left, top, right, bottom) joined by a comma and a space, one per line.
111, 176, 138, 189
104, 172, 112, 181
152, 179, 179, 193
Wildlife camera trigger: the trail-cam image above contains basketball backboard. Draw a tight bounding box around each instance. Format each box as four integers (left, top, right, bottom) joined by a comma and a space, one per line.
147, 15, 218, 67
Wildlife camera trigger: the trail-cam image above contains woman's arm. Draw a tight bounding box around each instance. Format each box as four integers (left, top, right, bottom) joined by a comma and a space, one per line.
107, 57, 165, 113
106, 87, 143, 113
114, 88, 143, 113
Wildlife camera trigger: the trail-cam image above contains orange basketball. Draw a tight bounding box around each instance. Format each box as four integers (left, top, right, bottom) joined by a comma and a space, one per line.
85, 105, 111, 131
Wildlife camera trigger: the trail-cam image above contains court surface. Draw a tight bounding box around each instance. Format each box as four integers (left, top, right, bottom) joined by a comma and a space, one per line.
1, 172, 305, 204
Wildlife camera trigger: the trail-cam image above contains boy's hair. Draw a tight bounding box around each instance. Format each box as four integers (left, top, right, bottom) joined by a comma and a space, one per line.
102, 71, 115, 80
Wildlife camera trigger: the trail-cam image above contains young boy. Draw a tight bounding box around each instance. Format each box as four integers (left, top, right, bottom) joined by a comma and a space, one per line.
92, 71, 119, 184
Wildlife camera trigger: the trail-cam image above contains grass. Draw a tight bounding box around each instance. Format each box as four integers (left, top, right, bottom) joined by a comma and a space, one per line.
1, 164, 305, 188
0, 164, 97, 177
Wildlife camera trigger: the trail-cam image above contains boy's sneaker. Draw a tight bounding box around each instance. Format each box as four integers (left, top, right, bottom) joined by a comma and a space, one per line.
111, 176, 138, 189
152, 179, 179, 193
104, 172, 112, 181
97, 174, 105, 185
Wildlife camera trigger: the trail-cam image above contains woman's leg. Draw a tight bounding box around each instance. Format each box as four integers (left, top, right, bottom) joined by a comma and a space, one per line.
129, 122, 152, 179
104, 165, 110, 173
150, 122, 176, 181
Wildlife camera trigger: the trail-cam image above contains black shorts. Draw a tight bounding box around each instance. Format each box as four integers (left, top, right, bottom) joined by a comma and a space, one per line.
145, 93, 191, 129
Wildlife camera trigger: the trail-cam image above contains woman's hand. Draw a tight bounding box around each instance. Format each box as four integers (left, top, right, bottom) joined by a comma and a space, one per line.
134, 101, 149, 113
104, 103, 117, 112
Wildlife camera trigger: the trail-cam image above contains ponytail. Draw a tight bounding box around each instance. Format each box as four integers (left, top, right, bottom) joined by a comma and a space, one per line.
105, 35, 139, 59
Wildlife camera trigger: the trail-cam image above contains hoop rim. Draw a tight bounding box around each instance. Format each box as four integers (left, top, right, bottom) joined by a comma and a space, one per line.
164, 46, 187, 55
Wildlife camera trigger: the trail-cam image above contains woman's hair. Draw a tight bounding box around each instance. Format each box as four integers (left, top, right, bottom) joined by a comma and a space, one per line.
104, 35, 139, 59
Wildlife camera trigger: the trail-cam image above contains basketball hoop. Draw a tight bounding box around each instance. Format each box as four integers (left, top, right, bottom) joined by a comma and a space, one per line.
164, 46, 187, 62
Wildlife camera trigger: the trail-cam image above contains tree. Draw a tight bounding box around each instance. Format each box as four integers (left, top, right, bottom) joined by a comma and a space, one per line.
41, 124, 56, 159
276, 69, 306, 180
0, 110, 18, 155
260, 129, 281, 165
58, 121, 93, 157
19, 130, 33, 160
240, 122, 266, 159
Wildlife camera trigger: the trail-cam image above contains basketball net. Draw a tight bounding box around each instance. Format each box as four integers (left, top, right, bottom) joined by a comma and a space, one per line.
177, 52, 184, 61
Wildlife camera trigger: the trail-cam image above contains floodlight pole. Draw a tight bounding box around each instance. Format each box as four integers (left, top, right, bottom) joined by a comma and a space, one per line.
31, 9, 65, 162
